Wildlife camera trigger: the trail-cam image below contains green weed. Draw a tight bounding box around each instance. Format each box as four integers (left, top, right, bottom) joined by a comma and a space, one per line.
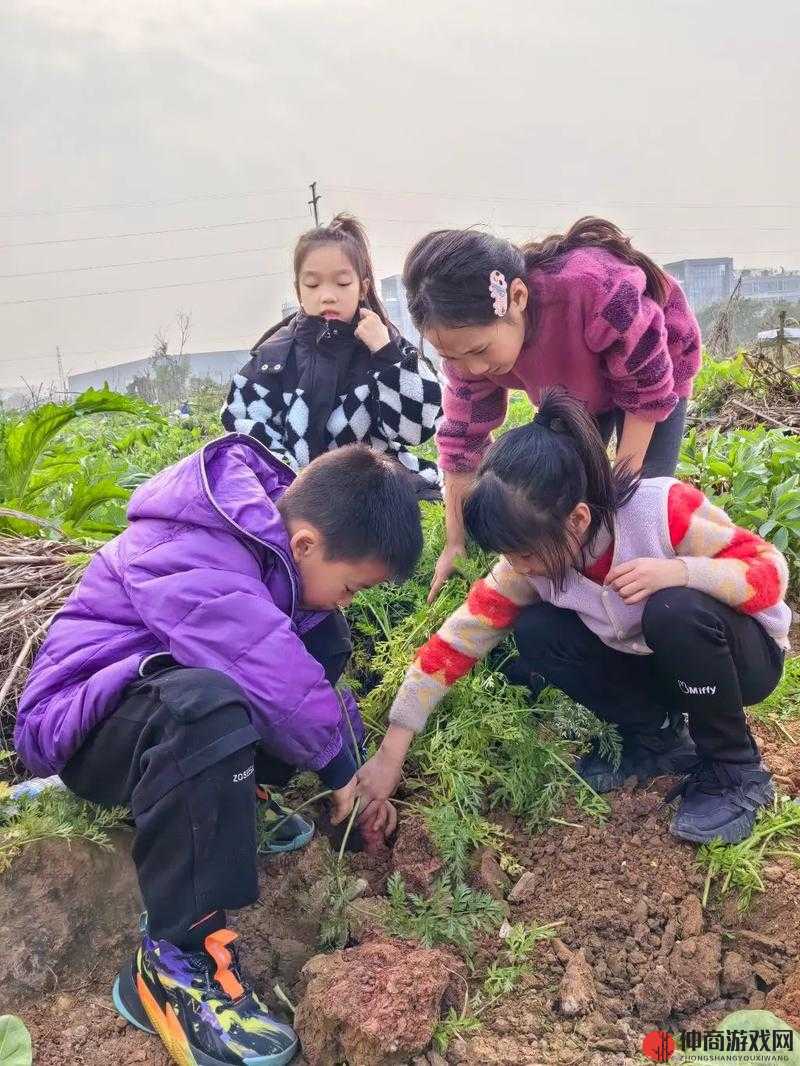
384, 872, 505, 958
0, 788, 129, 873
697, 794, 800, 911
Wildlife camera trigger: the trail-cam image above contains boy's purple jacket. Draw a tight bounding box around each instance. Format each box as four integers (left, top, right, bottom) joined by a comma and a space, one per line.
14, 434, 363, 780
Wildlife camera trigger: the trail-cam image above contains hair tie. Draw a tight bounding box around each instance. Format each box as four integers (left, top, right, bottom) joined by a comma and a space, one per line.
489, 271, 508, 317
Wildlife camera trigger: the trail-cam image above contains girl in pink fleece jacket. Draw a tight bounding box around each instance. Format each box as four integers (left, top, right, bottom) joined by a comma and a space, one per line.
402, 217, 702, 600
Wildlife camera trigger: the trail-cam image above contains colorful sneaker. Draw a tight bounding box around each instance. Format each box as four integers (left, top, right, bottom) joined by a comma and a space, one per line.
668, 759, 775, 844
256, 786, 314, 854
578, 717, 697, 793
112, 927, 298, 1066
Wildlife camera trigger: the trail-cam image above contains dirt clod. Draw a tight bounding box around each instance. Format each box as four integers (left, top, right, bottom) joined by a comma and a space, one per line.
559, 947, 596, 1016
294, 939, 465, 1066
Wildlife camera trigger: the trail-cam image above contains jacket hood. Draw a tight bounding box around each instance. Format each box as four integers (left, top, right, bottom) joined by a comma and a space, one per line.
127, 433, 296, 560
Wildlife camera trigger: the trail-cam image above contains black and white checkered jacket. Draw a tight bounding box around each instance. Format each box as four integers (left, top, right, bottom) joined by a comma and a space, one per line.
222, 311, 443, 494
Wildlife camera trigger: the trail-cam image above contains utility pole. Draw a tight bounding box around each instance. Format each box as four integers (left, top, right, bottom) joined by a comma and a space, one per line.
308, 181, 321, 227
776, 309, 786, 371
55, 345, 67, 396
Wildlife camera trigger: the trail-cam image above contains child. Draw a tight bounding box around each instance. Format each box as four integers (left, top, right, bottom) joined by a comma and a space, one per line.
356, 389, 791, 847
401, 217, 702, 599
222, 213, 443, 499
14, 437, 422, 1066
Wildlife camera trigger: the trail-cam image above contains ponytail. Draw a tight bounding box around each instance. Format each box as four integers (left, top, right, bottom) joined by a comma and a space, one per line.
403, 217, 670, 335
522, 217, 670, 306
463, 389, 638, 587
293, 213, 391, 326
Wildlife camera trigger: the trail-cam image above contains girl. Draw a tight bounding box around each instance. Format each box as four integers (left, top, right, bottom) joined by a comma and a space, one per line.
402, 217, 702, 598
223, 214, 443, 499
356, 389, 791, 846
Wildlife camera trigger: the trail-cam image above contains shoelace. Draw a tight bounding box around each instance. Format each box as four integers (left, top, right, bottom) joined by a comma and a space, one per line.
189, 945, 255, 1010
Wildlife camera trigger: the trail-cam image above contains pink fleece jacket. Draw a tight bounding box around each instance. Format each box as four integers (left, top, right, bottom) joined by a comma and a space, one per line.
436, 247, 701, 474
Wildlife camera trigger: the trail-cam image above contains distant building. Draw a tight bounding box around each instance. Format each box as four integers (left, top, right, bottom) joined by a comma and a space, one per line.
381, 275, 419, 343
739, 269, 800, 302
68, 348, 249, 395
664, 257, 735, 311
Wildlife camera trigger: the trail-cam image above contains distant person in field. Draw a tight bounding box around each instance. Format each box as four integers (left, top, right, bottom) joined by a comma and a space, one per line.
15, 442, 419, 1066
222, 213, 443, 499
356, 389, 791, 847
401, 217, 702, 600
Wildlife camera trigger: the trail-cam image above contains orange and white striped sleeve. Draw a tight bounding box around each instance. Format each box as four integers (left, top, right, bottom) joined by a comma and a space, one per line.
668, 482, 789, 615
388, 558, 538, 733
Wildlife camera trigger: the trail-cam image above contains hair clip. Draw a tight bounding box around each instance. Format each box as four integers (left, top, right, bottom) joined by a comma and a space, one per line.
489, 270, 508, 317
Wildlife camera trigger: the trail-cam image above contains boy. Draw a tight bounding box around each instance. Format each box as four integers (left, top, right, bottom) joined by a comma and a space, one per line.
15, 436, 423, 1066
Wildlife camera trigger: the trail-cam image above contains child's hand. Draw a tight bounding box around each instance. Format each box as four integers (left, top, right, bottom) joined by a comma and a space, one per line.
356, 748, 404, 804
355, 308, 391, 354
329, 775, 358, 825
606, 557, 688, 604
359, 799, 398, 838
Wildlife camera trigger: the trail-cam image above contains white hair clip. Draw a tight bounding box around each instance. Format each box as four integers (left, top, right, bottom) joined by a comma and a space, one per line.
489, 270, 508, 317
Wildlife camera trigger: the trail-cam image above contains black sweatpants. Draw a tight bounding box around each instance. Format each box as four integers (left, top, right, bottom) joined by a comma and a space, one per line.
514, 587, 784, 763
595, 397, 687, 477
61, 611, 352, 946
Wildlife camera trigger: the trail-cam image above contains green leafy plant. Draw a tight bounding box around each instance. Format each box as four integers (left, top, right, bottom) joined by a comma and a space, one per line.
678, 426, 800, 588
0, 788, 129, 873
751, 657, 800, 727
697, 795, 800, 911
0, 1015, 32, 1066
384, 872, 505, 957
432, 1008, 483, 1053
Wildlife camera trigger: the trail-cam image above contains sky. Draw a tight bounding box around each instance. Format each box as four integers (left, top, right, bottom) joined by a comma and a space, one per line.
2, 0, 799, 390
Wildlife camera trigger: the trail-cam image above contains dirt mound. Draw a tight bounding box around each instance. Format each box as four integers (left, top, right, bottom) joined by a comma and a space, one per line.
0, 828, 141, 1012
295, 939, 466, 1066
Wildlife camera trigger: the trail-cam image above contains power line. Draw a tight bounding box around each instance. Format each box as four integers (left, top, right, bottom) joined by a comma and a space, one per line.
334, 184, 800, 211
0, 243, 292, 279
0, 187, 298, 221
0, 215, 307, 250
0, 270, 287, 307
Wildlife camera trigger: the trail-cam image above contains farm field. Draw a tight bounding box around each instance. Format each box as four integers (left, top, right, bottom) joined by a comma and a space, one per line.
1, 356, 799, 1066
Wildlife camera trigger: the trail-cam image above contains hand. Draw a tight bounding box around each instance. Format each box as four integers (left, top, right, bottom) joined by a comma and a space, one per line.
605, 557, 687, 605
359, 799, 398, 838
355, 307, 391, 354
428, 542, 465, 604
356, 748, 404, 804
329, 775, 358, 825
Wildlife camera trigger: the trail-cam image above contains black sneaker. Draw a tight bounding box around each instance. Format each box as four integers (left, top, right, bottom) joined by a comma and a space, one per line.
578, 717, 697, 793
668, 759, 775, 844
113, 926, 298, 1065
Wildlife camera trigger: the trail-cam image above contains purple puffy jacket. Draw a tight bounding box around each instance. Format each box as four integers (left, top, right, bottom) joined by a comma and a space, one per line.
14, 434, 362, 778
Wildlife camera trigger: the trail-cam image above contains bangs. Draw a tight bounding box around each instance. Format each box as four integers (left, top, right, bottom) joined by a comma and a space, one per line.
463, 473, 577, 588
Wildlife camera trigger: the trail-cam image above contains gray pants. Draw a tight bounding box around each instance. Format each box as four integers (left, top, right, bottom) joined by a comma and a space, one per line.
595, 398, 687, 478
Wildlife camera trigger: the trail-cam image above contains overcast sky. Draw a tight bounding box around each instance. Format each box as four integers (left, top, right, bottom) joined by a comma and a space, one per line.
2, 0, 799, 389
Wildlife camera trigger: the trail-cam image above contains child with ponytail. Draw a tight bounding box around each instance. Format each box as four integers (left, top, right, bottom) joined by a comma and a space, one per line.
356, 389, 791, 846
402, 218, 702, 598
223, 213, 442, 498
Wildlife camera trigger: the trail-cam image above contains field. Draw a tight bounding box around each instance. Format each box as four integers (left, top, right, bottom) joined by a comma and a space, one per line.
1, 358, 799, 1066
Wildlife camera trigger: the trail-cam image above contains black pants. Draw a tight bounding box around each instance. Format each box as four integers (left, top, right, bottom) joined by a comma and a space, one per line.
514, 588, 784, 763
596, 397, 687, 477
61, 611, 352, 946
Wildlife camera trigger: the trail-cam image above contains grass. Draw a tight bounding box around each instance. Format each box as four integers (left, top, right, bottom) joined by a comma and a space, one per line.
750, 656, 800, 728
0, 785, 129, 874
697, 794, 800, 911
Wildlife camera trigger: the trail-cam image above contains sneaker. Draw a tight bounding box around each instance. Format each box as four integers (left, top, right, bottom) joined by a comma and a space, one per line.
112, 927, 298, 1066
668, 759, 775, 844
578, 717, 697, 793
256, 786, 315, 854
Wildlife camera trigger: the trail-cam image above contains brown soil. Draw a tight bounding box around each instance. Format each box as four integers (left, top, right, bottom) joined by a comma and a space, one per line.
15, 723, 800, 1066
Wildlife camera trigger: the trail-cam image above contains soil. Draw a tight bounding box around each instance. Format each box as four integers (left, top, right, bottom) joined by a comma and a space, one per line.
14, 721, 800, 1066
